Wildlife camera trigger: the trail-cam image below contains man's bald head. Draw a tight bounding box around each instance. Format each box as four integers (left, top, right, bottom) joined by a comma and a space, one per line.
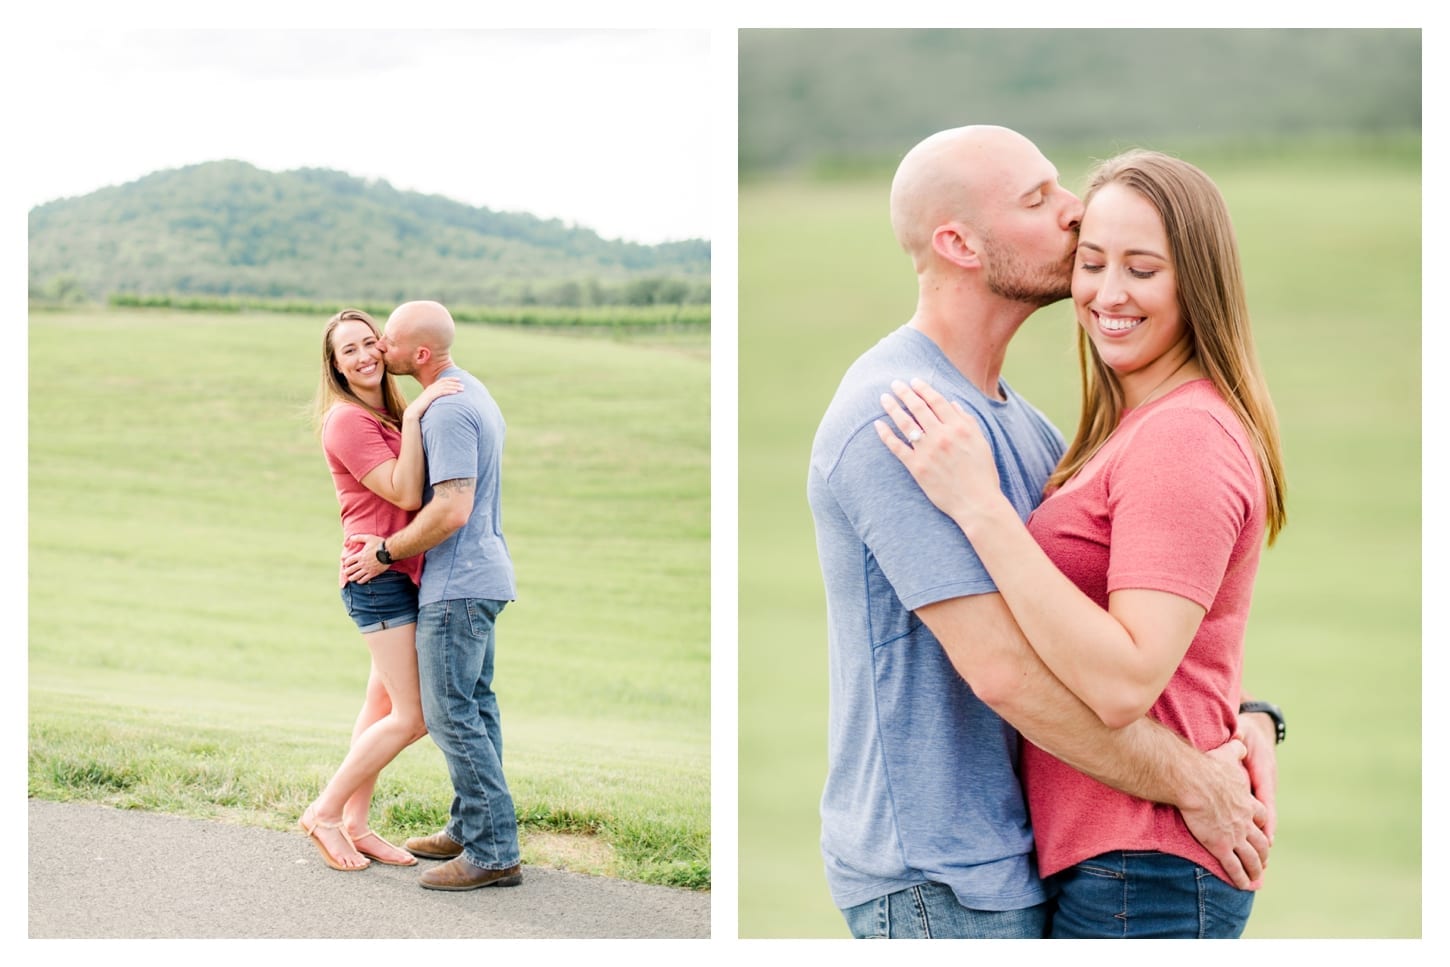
889, 125, 1045, 268
386, 300, 456, 353
380, 300, 456, 379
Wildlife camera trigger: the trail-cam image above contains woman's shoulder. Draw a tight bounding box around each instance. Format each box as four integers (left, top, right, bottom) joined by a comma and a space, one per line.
322, 402, 391, 442
323, 401, 364, 429
1133, 382, 1255, 467
1156, 380, 1246, 434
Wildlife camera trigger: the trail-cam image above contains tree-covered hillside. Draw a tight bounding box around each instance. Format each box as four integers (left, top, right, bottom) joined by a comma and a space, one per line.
29, 160, 710, 306
740, 28, 1421, 175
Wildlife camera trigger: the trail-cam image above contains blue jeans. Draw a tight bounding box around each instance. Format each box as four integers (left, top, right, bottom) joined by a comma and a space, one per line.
842, 881, 1050, 938
415, 598, 520, 870
1047, 851, 1254, 938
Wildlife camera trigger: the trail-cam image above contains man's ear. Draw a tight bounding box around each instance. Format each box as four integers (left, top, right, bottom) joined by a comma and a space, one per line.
931, 222, 982, 270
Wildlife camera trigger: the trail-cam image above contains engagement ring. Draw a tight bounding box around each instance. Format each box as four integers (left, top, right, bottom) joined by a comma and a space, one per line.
906, 428, 923, 444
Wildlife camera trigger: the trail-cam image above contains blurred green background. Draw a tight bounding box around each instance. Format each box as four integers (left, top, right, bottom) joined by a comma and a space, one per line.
738, 28, 1422, 938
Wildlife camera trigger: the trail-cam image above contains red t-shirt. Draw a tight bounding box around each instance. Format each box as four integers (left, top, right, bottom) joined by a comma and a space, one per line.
1021, 379, 1266, 886
321, 404, 424, 588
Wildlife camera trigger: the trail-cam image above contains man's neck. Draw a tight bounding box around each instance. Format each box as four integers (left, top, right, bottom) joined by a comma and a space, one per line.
908, 290, 1036, 400
413, 356, 455, 388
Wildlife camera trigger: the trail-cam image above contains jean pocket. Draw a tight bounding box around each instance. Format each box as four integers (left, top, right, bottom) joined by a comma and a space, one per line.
842, 896, 888, 939
1076, 864, 1126, 880
464, 598, 505, 638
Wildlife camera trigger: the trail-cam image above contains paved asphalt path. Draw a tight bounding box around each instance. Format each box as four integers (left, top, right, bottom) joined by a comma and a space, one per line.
28, 799, 710, 939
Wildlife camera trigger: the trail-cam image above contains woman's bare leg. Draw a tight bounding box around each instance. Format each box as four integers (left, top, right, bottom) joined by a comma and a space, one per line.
303, 623, 426, 866
341, 662, 392, 831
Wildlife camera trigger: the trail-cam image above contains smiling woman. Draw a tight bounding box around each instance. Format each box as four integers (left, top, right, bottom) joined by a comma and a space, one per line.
878, 150, 1288, 938
298, 307, 461, 873
1071, 181, 1190, 397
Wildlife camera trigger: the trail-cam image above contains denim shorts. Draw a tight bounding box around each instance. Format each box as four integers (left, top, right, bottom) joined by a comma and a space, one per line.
339, 569, 418, 633
1047, 850, 1255, 938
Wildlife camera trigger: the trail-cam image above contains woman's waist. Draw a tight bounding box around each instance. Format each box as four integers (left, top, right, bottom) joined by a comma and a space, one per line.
336, 501, 414, 534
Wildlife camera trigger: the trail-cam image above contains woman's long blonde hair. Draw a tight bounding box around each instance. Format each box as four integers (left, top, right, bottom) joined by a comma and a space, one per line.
1049, 150, 1287, 544
311, 308, 408, 435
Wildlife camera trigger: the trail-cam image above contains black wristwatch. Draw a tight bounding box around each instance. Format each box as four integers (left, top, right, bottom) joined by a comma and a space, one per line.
1239, 700, 1286, 745
375, 539, 393, 566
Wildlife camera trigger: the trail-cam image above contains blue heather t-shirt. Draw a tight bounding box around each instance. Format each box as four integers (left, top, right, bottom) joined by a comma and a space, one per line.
417, 366, 516, 607
807, 325, 1065, 912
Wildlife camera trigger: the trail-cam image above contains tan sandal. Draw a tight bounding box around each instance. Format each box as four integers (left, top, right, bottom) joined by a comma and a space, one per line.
299, 813, 371, 872
351, 829, 419, 867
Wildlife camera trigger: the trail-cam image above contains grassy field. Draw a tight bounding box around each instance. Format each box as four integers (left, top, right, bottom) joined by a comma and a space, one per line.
739, 143, 1422, 936
28, 309, 710, 889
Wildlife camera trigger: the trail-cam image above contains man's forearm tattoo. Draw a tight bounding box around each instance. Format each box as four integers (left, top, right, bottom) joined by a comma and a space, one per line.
436, 478, 477, 496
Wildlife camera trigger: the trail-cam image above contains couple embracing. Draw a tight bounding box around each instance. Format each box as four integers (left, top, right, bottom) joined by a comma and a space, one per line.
809, 125, 1288, 938
299, 299, 522, 893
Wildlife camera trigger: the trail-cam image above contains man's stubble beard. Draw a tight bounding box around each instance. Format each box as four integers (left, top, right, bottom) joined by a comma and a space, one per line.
983, 236, 1075, 308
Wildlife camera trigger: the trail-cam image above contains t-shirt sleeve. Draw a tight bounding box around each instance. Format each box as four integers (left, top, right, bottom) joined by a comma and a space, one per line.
420, 398, 481, 485
322, 406, 398, 482
1106, 408, 1257, 609
827, 418, 997, 611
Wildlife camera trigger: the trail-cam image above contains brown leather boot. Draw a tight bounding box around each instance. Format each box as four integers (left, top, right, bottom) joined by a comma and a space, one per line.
419, 857, 524, 891
404, 830, 464, 860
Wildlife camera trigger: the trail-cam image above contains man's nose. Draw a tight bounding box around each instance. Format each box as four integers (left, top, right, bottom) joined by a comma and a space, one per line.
1061, 193, 1084, 232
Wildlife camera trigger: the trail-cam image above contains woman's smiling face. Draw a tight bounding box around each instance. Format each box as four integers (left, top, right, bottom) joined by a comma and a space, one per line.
330, 318, 384, 395
1071, 181, 1188, 393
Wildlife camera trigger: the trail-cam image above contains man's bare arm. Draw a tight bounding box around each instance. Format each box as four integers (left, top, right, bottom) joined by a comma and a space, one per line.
917, 591, 1269, 886
342, 477, 476, 584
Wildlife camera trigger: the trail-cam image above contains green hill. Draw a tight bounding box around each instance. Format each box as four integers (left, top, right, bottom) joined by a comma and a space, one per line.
28, 160, 710, 306
740, 28, 1422, 175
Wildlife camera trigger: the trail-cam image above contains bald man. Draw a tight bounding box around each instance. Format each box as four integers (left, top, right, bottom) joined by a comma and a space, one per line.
807, 126, 1272, 937
343, 300, 522, 892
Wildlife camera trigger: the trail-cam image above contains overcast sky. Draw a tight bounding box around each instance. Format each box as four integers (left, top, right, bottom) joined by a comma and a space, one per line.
15, 28, 713, 244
